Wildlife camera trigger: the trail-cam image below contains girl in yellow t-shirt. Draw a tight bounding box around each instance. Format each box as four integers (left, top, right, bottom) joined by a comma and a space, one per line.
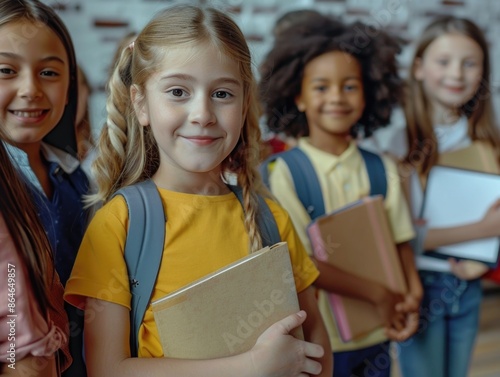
64, 5, 331, 377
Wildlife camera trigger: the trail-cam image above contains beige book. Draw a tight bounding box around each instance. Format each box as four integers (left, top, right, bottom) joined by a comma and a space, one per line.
307, 195, 408, 342
438, 141, 500, 174
151, 242, 303, 359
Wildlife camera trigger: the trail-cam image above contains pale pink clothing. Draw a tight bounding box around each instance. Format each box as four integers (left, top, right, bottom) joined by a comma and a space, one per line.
0, 213, 71, 370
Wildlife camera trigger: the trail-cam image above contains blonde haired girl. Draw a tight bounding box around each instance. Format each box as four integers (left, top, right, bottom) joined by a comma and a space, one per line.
65, 5, 331, 377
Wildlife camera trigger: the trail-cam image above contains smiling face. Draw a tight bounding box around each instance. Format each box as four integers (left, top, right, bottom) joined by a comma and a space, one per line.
0, 19, 70, 149
414, 32, 484, 121
295, 50, 365, 154
132, 42, 245, 187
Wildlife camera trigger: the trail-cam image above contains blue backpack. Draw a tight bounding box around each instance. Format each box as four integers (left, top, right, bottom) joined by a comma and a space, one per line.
260, 147, 387, 220
111, 179, 282, 356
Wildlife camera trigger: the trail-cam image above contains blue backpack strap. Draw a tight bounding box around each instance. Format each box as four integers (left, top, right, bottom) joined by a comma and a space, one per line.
358, 147, 387, 198
261, 147, 387, 218
259, 155, 273, 190
260, 148, 326, 220
229, 186, 281, 246
111, 179, 166, 357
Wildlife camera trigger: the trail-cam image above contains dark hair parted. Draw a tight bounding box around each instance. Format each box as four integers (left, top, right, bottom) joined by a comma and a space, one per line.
259, 15, 403, 138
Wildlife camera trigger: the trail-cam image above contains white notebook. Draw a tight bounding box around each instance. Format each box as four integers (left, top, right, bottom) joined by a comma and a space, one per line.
422, 165, 500, 266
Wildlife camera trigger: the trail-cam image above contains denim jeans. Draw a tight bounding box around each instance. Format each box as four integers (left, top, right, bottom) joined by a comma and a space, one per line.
397, 270, 482, 377
333, 341, 392, 377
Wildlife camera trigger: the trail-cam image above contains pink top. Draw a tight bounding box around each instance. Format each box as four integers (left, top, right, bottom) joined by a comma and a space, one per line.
0, 213, 71, 370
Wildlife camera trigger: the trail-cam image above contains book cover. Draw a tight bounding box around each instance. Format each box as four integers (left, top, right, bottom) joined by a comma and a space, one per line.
438, 141, 499, 174
422, 166, 500, 267
435, 142, 500, 273
307, 196, 407, 342
151, 242, 303, 359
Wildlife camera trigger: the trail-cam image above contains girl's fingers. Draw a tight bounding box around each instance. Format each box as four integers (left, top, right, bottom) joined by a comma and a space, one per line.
392, 316, 405, 331
386, 326, 407, 342
303, 341, 324, 359
386, 311, 420, 341
396, 296, 419, 313
301, 358, 323, 375
385, 327, 400, 341
273, 311, 307, 335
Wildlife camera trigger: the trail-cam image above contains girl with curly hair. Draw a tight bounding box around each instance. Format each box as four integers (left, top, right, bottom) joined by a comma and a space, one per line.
64, 5, 332, 376
259, 15, 423, 377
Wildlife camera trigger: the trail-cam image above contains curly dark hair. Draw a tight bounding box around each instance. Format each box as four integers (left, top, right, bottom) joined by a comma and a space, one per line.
259, 15, 403, 138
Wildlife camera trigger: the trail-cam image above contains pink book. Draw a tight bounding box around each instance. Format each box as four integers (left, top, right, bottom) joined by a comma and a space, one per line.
307, 195, 408, 342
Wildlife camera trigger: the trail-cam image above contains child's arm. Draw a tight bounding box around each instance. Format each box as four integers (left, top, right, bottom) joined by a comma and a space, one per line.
386, 241, 422, 342
313, 259, 405, 330
298, 285, 333, 377
423, 198, 500, 250
84, 298, 324, 377
421, 199, 500, 280
397, 241, 422, 313
448, 259, 489, 280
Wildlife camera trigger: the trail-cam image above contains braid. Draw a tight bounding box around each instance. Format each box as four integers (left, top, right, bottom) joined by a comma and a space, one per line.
85, 5, 275, 252
86, 46, 146, 205
240, 176, 263, 252
226, 88, 270, 252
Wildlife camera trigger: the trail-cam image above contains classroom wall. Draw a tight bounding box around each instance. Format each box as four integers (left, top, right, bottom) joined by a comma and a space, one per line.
43, 0, 500, 136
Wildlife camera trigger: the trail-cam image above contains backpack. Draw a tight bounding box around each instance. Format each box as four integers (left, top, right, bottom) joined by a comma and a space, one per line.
111, 179, 282, 357
260, 147, 387, 220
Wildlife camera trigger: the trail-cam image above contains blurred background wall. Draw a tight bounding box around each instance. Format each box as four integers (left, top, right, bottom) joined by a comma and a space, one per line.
42, 0, 500, 138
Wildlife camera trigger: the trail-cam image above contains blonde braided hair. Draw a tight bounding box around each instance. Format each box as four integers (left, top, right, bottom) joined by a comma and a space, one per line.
89, 5, 271, 252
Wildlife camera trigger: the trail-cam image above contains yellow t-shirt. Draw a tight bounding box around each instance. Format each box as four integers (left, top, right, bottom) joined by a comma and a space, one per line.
64, 187, 319, 357
269, 138, 415, 352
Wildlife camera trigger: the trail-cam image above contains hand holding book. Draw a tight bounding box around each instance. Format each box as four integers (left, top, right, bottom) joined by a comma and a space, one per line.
373, 287, 405, 329
307, 196, 409, 342
249, 310, 324, 377
367, 281, 420, 342
386, 311, 419, 342
478, 198, 500, 239
422, 166, 500, 267
448, 259, 490, 280
152, 242, 306, 359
